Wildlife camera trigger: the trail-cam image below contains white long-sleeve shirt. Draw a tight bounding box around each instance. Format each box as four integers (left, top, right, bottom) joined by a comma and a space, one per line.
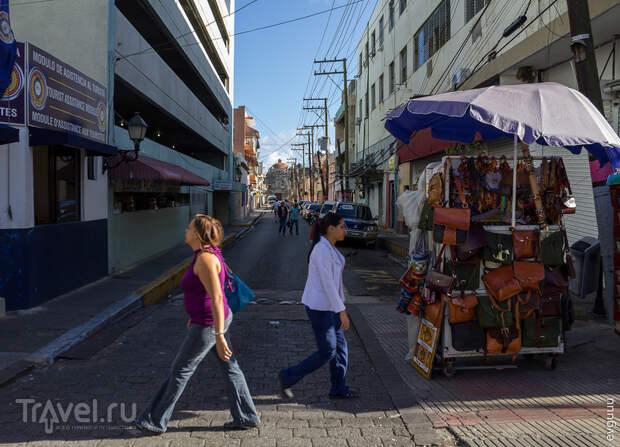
301, 236, 346, 313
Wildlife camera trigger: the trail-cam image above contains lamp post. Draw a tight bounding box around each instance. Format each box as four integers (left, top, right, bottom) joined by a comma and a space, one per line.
103, 112, 148, 173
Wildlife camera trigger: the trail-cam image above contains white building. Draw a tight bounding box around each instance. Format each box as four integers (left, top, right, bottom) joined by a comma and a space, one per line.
353, 0, 620, 237
0, 0, 237, 310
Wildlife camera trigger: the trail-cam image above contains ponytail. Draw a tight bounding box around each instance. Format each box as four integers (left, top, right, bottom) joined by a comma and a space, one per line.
308, 212, 343, 262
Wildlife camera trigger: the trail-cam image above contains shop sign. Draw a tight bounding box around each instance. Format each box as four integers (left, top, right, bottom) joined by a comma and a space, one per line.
0, 42, 26, 125
113, 179, 180, 193
213, 180, 232, 191
27, 43, 108, 143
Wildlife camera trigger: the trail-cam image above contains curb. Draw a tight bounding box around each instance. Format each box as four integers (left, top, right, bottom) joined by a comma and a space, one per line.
347, 305, 456, 447
378, 237, 409, 259
1, 220, 261, 385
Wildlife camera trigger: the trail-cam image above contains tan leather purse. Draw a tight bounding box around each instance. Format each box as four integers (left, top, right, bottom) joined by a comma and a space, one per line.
482, 264, 522, 302
448, 293, 479, 324
512, 230, 538, 260
513, 261, 545, 292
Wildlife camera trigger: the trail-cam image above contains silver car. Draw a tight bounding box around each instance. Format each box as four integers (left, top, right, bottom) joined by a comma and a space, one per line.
334, 202, 378, 248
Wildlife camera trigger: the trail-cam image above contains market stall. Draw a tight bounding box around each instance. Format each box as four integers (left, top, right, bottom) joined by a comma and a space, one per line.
387, 83, 620, 378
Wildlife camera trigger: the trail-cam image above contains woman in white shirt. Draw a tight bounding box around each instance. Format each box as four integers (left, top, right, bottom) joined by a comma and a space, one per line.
278, 212, 358, 399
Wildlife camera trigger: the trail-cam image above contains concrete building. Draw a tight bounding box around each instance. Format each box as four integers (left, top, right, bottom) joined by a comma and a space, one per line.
353, 0, 620, 235
233, 106, 260, 216
265, 159, 291, 200
333, 79, 357, 201
0, 0, 238, 310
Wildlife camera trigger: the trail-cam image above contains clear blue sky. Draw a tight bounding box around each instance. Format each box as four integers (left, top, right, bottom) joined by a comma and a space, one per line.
234, 0, 374, 169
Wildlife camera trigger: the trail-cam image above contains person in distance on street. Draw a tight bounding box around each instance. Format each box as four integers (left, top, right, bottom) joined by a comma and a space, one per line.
278, 200, 289, 236
132, 214, 260, 435
278, 212, 359, 399
289, 201, 301, 236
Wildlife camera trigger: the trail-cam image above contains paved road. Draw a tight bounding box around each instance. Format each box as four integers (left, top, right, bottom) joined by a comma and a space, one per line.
0, 213, 422, 446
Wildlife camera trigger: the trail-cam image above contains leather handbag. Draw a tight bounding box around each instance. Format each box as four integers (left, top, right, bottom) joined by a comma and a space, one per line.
476, 295, 515, 328
433, 207, 471, 245
425, 245, 456, 295
448, 293, 479, 323
522, 317, 561, 347
486, 326, 522, 354
427, 173, 444, 207
513, 261, 545, 292
423, 299, 444, 327
539, 290, 562, 317
513, 230, 538, 260
444, 260, 480, 291
451, 320, 485, 352
451, 223, 487, 263
418, 201, 435, 231
517, 292, 540, 320
544, 266, 569, 292
483, 232, 513, 265
482, 264, 522, 302
539, 230, 565, 266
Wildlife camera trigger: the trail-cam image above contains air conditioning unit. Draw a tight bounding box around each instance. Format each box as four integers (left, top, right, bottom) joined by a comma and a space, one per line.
452, 68, 472, 88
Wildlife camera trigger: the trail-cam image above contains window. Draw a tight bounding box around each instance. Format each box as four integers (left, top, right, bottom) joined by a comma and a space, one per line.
389, 1, 394, 31
379, 16, 384, 46
359, 99, 363, 119
414, 0, 451, 70
358, 52, 363, 75
365, 91, 369, 117
400, 45, 407, 84
371, 83, 376, 110
399, 0, 406, 15
33, 146, 81, 225
371, 31, 376, 55
365, 42, 369, 66
389, 61, 395, 93
379, 74, 384, 102
466, 0, 489, 22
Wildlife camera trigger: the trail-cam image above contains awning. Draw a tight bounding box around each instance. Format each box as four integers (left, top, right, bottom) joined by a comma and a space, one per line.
0, 124, 19, 144
108, 154, 210, 186
29, 126, 117, 156
397, 128, 481, 164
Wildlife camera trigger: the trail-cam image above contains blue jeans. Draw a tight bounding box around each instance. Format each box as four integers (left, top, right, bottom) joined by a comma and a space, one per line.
289, 219, 299, 235
279, 217, 288, 234
134, 313, 259, 432
280, 306, 349, 396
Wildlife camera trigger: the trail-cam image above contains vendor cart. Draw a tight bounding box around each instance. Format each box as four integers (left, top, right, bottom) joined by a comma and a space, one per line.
387, 83, 620, 379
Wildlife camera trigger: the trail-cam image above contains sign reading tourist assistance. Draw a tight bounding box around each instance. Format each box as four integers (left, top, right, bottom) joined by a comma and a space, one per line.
27, 43, 107, 143
0, 41, 25, 125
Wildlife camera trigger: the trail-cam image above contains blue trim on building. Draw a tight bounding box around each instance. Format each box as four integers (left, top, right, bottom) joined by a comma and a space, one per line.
0, 220, 108, 311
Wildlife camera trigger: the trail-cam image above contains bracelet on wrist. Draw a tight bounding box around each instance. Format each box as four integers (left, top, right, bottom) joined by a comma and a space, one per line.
215, 331, 226, 335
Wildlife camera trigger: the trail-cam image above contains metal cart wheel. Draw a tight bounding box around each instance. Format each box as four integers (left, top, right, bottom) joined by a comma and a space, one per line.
545, 356, 558, 371
442, 359, 456, 377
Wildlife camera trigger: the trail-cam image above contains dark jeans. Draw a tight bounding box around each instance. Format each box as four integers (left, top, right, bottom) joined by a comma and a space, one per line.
280, 306, 349, 396
289, 219, 299, 235
279, 217, 288, 234
134, 313, 259, 432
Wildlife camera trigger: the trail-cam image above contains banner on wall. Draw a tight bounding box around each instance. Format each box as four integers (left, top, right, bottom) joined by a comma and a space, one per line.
0, 41, 25, 125
26, 43, 108, 143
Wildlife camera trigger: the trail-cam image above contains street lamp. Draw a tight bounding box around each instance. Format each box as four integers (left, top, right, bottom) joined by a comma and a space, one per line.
103, 112, 148, 173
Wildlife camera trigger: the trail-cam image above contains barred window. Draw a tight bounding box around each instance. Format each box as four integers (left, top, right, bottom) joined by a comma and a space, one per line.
400, 45, 407, 84
379, 16, 384, 45
465, 0, 489, 23
371, 83, 376, 110
389, 62, 395, 93
414, 0, 450, 71
389, 1, 395, 31
399, 0, 406, 15
379, 74, 384, 103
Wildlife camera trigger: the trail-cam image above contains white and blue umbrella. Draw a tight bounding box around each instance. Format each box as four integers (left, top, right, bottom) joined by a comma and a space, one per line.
385, 82, 620, 226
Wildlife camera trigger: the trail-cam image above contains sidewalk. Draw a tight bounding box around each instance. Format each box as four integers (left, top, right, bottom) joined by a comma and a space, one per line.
0, 212, 262, 387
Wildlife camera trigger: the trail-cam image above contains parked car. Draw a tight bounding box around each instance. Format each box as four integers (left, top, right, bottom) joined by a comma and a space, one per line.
334, 202, 378, 248
267, 195, 277, 205
318, 200, 337, 219
306, 203, 321, 222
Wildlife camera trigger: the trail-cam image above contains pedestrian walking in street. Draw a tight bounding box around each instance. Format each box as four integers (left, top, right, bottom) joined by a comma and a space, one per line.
273, 200, 280, 220
284, 198, 290, 210
133, 214, 260, 435
278, 201, 289, 235
278, 212, 358, 399
289, 201, 300, 236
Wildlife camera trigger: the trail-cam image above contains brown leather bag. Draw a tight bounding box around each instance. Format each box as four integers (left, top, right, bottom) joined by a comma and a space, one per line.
426, 245, 456, 295
448, 293, 479, 323
513, 230, 538, 260
513, 261, 545, 291
486, 326, 522, 354
517, 292, 540, 320
451, 223, 487, 263
482, 264, 522, 302
423, 299, 444, 328
433, 207, 471, 246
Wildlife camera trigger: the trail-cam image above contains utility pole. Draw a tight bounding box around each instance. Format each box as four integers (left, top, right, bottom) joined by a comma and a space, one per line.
567, 0, 606, 317
296, 130, 314, 201
286, 158, 298, 200
567, 0, 604, 114
291, 144, 306, 200
314, 58, 348, 200
301, 124, 324, 202
304, 97, 330, 201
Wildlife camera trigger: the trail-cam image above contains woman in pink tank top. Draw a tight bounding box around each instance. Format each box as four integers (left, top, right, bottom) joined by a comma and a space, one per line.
133, 214, 259, 435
